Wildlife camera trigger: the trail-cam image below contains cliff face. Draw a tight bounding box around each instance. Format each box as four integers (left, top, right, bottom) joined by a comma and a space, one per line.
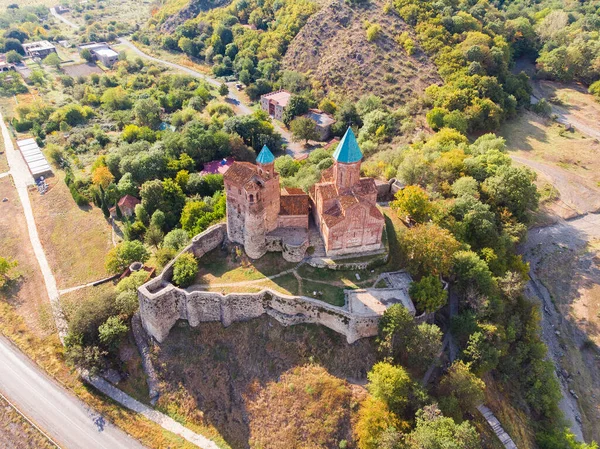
159, 0, 232, 33
282, 0, 440, 107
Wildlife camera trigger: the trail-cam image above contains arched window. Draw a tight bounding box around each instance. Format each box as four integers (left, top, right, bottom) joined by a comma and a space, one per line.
256, 192, 260, 201
249, 194, 254, 203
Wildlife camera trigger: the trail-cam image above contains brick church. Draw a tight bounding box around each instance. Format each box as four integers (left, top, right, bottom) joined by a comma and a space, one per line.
223, 127, 385, 261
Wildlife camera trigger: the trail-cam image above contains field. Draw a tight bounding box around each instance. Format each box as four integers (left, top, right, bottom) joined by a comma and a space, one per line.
29, 172, 113, 290
0, 396, 56, 449
0, 177, 54, 337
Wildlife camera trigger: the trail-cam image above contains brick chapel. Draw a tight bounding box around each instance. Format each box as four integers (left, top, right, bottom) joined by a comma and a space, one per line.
223, 127, 385, 261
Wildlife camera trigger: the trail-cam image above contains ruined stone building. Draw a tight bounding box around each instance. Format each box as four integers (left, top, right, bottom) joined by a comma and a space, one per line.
224, 128, 385, 261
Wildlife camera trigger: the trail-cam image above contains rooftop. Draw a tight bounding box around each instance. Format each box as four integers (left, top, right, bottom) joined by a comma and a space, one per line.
200, 158, 234, 175
23, 40, 55, 51
95, 48, 118, 57
261, 90, 291, 108
256, 145, 275, 164
305, 109, 336, 127
333, 127, 363, 164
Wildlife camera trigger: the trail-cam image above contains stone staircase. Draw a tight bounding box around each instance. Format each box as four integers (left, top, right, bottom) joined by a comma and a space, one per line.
308, 226, 326, 257
477, 405, 518, 449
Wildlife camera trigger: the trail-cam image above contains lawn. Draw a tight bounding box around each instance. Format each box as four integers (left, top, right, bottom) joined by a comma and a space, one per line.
0, 177, 55, 338
0, 129, 8, 173
29, 172, 113, 289
195, 247, 297, 285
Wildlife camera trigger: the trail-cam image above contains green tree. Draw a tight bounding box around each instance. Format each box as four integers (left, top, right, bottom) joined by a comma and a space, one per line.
409, 275, 448, 313
163, 229, 190, 251
43, 52, 61, 69
482, 165, 539, 222
0, 256, 18, 289
134, 98, 161, 129
367, 362, 413, 416
101, 86, 132, 111
144, 225, 164, 248
438, 361, 485, 421
290, 116, 319, 144
406, 405, 480, 449
282, 95, 309, 127
98, 316, 128, 350
80, 48, 93, 62
391, 185, 432, 223
105, 240, 149, 274
218, 83, 229, 96
172, 252, 198, 287
400, 223, 462, 276
5, 50, 22, 64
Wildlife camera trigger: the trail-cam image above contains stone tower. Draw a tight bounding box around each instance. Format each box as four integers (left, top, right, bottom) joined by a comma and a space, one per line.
256, 145, 280, 233
242, 145, 279, 259
332, 127, 362, 191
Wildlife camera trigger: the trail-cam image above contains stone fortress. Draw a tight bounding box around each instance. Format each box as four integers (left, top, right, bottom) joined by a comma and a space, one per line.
137, 128, 418, 345
138, 224, 418, 344
223, 127, 385, 262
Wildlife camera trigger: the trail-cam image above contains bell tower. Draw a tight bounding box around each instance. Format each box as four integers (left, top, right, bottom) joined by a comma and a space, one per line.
332, 127, 363, 191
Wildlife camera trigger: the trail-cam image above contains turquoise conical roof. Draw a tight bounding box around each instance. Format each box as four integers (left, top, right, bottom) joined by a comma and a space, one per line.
256, 145, 275, 164
333, 127, 363, 163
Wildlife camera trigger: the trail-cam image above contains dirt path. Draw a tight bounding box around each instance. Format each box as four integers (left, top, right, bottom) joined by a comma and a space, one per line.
531, 80, 600, 140
511, 155, 600, 218
0, 112, 67, 341
521, 213, 600, 442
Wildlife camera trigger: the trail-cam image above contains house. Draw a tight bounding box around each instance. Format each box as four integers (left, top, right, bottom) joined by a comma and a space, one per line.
304, 109, 336, 141
260, 90, 291, 121
22, 41, 57, 58
224, 127, 384, 261
111, 195, 140, 218
78, 42, 119, 66
54, 5, 70, 13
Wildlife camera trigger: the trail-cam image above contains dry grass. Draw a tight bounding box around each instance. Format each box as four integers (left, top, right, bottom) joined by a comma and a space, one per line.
500, 111, 600, 186
0, 129, 8, 173
246, 365, 359, 449
0, 177, 54, 337
154, 316, 376, 448
0, 396, 56, 449
483, 376, 537, 449
29, 172, 113, 289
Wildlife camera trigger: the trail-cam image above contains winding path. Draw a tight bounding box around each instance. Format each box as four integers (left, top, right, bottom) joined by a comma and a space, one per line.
49, 7, 80, 30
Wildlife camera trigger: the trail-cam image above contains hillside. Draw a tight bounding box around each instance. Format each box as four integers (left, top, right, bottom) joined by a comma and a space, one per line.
282, 0, 440, 108
155, 0, 232, 32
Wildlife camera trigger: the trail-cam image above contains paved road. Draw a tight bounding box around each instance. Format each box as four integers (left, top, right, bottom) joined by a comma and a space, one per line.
116, 38, 306, 156
49, 7, 80, 30
0, 336, 147, 449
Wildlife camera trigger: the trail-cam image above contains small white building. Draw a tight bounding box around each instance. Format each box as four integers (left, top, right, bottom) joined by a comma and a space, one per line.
260, 90, 291, 121
78, 42, 119, 66
22, 41, 57, 58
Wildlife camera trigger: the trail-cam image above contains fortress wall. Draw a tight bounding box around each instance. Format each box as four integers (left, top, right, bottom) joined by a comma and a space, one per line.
138, 223, 382, 344
139, 284, 382, 344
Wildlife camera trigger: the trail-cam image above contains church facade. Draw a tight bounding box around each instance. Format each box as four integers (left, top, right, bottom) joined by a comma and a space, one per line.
223, 128, 385, 261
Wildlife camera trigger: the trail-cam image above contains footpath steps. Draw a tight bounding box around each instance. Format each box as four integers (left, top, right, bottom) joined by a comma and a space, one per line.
477, 405, 518, 449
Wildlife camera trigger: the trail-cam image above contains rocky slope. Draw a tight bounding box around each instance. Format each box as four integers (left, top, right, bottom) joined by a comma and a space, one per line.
283, 0, 440, 107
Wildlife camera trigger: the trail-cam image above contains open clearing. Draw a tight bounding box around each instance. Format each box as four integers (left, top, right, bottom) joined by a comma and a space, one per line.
29, 173, 112, 290
0, 177, 54, 337
500, 111, 600, 218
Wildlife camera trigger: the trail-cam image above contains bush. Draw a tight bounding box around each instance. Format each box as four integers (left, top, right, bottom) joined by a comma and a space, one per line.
366, 24, 382, 42
163, 228, 190, 251
105, 240, 149, 274
98, 316, 128, 350
172, 252, 198, 287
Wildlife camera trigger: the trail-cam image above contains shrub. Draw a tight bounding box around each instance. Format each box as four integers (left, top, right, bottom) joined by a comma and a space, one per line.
366, 24, 382, 42
172, 252, 198, 287
105, 240, 150, 274
98, 316, 128, 350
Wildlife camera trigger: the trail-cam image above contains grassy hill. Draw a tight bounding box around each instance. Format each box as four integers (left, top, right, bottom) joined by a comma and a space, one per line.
282, 0, 440, 108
